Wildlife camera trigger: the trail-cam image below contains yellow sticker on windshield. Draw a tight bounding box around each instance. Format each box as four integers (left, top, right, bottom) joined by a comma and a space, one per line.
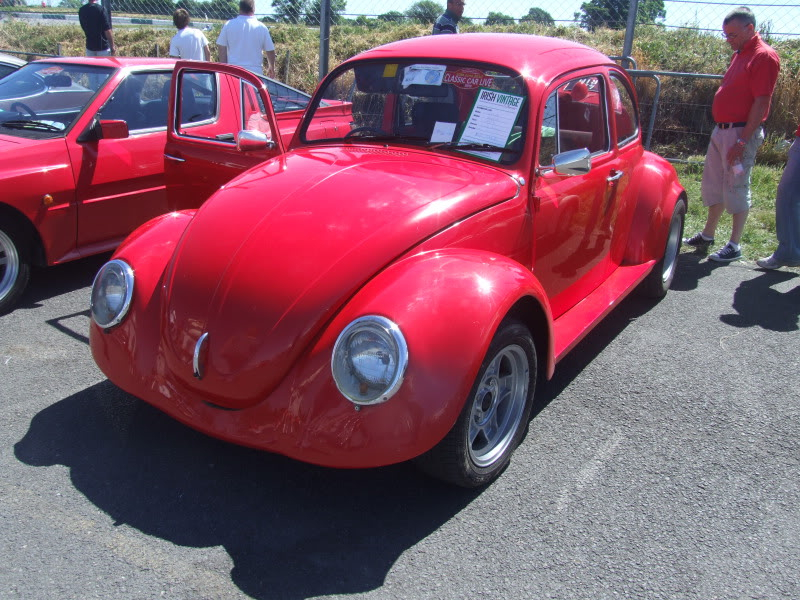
383, 64, 398, 77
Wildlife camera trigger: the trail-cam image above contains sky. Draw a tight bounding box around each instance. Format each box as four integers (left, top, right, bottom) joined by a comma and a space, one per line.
253, 0, 800, 37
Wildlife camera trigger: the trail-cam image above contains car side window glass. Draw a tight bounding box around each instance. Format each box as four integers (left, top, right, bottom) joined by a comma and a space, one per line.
538, 92, 557, 166
241, 80, 273, 139
610, 73, 638, 146
175, 71, 224, 140
100, 72, 171, 131
555, 75, 608, 156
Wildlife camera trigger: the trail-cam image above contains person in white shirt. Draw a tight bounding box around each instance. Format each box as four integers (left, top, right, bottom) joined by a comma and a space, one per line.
169, 9, 211, 61
216, 0, 276, 78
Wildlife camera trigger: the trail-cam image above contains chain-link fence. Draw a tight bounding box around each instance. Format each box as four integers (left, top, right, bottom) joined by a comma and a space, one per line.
2, 0, 799, 159
3, 0, 799, 35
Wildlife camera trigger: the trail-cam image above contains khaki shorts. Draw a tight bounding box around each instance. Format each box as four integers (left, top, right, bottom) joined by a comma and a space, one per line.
700, 126, 764, 214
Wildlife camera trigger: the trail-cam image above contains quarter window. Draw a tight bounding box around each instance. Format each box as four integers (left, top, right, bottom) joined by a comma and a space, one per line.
538, 75, 608, 165
610, 74, 638, 146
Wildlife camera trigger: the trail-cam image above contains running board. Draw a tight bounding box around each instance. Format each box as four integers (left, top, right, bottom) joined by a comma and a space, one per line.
552, 261, 655, 362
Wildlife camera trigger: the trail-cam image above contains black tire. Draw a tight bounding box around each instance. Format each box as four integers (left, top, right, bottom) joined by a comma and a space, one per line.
0, 222, 32, 315
415, 318, 537, 488
639, 200, 686, 298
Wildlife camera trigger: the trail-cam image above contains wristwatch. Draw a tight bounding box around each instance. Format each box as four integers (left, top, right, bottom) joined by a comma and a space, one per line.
736, 138, 746, 147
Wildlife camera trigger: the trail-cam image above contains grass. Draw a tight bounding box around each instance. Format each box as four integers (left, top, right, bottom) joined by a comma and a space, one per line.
675, 159, 784, 261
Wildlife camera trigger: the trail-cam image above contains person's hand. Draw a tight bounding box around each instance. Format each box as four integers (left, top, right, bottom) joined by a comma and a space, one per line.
267, 65, 275, 79
726, 140, 744, 167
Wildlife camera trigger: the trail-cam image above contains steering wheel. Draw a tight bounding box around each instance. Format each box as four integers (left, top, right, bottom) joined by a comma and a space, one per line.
10, 102, 37, 118
344, 126, 390, 139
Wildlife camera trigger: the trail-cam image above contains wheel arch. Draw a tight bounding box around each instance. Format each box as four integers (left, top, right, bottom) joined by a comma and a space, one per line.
0, 203, 46, 267
623, 155, 687, 266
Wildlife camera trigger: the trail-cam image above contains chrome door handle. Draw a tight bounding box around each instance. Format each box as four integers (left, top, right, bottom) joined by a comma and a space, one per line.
165, 153, 185, 162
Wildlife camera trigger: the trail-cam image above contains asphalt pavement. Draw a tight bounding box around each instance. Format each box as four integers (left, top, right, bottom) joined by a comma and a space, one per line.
1, 249, 798, 600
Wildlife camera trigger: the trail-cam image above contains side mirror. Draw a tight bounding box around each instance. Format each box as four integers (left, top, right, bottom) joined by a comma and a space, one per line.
552, 148, 591, 176
236, 129, 275, 152
99, 119, 129, 140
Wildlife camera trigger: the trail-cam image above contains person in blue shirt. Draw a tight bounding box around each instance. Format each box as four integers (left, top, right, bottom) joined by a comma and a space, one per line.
432, 0, 464, 35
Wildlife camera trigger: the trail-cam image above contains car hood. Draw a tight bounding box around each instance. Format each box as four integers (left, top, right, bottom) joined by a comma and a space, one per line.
162, 147, 519, 408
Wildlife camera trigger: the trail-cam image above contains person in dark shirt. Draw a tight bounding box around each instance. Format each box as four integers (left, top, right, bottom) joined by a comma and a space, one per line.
432, 0, 464, 35
79, 0, 115, 56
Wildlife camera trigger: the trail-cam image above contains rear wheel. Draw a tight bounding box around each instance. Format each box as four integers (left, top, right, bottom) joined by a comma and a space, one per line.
415, 319, 537, 487
639, 200, 685, 298
0, 223, 31, 315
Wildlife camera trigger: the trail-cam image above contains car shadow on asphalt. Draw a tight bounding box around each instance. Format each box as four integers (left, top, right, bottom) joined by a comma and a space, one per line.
669, 248, 718, 292
719, 268, 800, 332
12, 258, 697, 600
16, 253, 111, 312
14, 380, 482, 600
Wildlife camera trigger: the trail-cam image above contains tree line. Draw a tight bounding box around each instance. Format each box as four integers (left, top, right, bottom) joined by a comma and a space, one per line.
37, 0, 665, 30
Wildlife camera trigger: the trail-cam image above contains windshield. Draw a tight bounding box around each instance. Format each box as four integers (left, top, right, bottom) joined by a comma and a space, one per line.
300, 60, 527, 164
0, 62, 113, 135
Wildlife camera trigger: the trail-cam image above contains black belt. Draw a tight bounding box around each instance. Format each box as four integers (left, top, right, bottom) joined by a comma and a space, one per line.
717, 122, 746, 129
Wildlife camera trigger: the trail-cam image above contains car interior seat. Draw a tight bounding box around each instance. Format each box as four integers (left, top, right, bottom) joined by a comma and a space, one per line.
411, 101, 459, 139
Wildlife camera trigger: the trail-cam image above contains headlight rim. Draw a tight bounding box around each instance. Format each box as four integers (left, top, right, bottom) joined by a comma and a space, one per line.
331, 315, 408, 406
90, 259, 134, 330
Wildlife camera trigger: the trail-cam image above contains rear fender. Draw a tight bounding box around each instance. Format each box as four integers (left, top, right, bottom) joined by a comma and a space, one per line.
624, 155, 686, 265
312, 249, 554, 456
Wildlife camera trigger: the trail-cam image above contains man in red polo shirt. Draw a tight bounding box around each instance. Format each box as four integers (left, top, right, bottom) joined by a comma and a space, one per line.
683, 6, 780, 262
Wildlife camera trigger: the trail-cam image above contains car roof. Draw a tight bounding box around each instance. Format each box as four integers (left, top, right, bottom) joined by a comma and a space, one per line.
29, 56, 177, 69
350, 33, 615, 84
0, 52, 27, 68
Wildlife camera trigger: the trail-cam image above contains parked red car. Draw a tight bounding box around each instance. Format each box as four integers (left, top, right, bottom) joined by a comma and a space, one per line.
90, 34, 686, 487
0, 57, 318, 313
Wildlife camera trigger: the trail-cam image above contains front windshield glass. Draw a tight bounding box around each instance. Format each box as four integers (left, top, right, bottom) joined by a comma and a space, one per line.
300, 60, 527, 165
0, 62, 113, 135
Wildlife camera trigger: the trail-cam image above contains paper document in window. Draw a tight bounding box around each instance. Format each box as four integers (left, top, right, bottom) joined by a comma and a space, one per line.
459, 88, 524, 161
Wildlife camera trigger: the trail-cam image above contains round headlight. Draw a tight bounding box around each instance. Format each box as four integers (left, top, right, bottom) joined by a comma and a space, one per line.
331, 316, 408, 406
90, 259, 134, 329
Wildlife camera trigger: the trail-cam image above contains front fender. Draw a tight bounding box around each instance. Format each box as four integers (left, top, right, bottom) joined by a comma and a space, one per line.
624, 154, 686, 265
308, 249, 554, 460
90, 210, 195, 379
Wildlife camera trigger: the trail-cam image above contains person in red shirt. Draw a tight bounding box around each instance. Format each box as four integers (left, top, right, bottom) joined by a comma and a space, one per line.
683, 6, 780, 262
756, 122, 800, 269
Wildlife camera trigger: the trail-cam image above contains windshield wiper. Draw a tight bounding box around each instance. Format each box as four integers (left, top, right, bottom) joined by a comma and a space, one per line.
1, 120, 63, 132
428, 141, 513, 152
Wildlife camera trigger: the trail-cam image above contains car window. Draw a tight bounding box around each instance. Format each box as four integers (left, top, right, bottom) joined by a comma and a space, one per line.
538, 75, 609, 166
241, 80, 273, 139
175, 70, 273, 143
99, 71, 172, 131
0, 63, 19, 80
0, 62, 113, 135
300, 61, 527, 165
610, 73, 638, 146
259, 76, 312, 113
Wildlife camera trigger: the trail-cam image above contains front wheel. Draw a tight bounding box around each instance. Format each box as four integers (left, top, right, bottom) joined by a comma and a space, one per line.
0, 223, 31, 315
639, 200, 685, 298
415, 319, 537, 487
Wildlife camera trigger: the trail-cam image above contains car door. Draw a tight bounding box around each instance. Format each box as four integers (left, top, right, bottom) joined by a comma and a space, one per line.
164, 62, 285, 211
69, 69, 173, 252
532, 72, 624, 319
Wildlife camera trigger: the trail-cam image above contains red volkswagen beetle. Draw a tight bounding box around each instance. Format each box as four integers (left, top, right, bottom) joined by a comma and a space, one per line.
90, 34, 686, 487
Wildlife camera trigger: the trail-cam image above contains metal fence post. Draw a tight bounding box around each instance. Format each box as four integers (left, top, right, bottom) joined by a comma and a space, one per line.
622, 0, 638, 69
318, 0, 330, 81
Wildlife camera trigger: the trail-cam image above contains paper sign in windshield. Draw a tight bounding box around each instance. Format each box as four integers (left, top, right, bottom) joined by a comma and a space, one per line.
459, 88, 524, 161
402, 64, 446, 88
